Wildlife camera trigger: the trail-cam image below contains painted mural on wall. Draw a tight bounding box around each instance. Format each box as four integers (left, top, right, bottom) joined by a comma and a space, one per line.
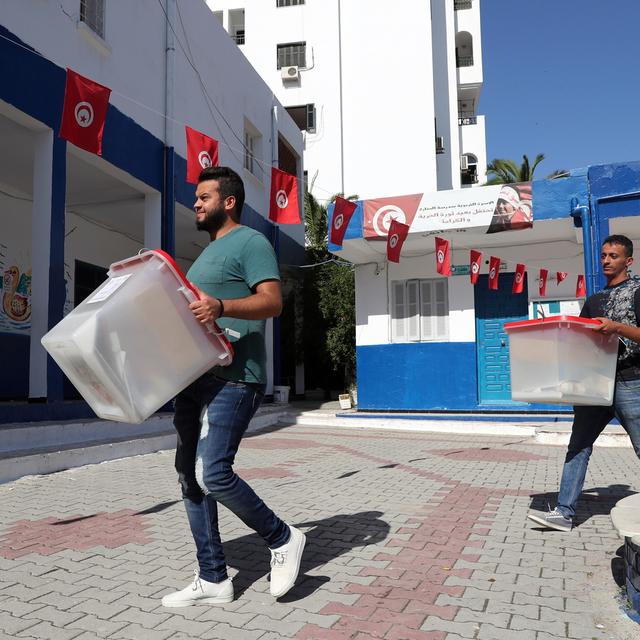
0, 244, 73, 334
362, 182, 533, 239
0, 243, 31, 333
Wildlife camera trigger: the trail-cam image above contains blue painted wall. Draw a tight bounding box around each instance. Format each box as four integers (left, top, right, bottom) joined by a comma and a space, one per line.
357, 343, 478, 410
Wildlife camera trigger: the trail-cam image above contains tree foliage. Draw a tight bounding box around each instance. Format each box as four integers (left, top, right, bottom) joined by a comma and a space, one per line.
486, 154, 568, 185
303, 189, 357, 393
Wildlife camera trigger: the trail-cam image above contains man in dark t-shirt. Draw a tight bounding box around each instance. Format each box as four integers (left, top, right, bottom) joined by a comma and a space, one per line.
528, 234, 640, 531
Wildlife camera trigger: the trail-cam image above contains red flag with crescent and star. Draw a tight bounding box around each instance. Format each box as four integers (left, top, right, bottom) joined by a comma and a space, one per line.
576, 275, 587, 297
59, 69, 111, 155
434, 237, 451, 276
268, 167, 300, 224
539, 268, 548, 296
513, 263, 526, 294
488, 256, 500, 290
329, 197, 357, 246
185, 126, 219, 184
470, 250, 482, 284
557, 271, 568, 284
386, 219, 410, 263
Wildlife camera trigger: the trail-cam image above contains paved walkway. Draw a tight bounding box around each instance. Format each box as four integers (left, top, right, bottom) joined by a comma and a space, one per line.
0, 419, 638, 639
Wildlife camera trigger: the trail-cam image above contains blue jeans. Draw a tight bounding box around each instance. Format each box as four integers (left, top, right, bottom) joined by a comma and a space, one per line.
173, 372, 290, 583
557, 377, 640, 518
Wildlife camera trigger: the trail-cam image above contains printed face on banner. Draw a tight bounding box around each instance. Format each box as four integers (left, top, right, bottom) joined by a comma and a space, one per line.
363, 194, 422, 239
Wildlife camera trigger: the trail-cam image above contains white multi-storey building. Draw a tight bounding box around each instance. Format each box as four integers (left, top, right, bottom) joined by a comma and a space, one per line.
208, 0, 487, 200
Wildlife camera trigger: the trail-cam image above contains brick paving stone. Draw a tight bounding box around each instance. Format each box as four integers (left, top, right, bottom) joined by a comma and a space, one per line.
0, 424, 638, 639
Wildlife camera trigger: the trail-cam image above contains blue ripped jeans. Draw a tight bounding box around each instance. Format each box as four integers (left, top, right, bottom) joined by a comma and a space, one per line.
557, 377, 640, 519
173, 372, 290, 582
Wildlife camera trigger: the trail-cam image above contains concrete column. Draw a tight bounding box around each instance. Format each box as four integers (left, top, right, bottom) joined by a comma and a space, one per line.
144, 192, 162, 249
29, 131, 66, 401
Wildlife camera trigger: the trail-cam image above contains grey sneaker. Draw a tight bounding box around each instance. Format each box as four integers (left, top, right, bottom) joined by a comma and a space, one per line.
527, 508, 572, 532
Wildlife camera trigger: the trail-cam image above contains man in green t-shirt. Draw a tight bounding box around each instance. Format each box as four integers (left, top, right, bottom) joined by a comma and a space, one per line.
161, 166, 305, 607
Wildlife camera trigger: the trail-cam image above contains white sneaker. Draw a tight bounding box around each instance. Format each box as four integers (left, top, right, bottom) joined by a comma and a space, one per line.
161, 572, 234, 607
269, 525, 306, 598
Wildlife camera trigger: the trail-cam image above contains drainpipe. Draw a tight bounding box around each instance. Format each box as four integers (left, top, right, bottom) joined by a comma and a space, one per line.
161, 0, 176, 256
570, 197, 596, 296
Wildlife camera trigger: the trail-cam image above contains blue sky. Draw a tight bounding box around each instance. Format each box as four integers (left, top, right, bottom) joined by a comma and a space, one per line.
479, 0, 640, 177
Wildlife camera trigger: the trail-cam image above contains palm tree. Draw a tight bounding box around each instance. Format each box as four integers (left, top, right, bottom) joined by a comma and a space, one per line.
486, 154, 568, 185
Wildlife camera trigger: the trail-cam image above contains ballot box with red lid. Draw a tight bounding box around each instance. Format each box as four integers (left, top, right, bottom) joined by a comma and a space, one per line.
504, 315, 619, 405
41, 249, 233, 423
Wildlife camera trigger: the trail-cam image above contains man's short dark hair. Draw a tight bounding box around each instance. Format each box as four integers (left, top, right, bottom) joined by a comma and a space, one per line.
198, 166, 245, 219
603, 234, 633, 257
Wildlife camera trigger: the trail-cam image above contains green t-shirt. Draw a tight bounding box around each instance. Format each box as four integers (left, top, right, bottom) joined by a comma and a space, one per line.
186, 226, 280, 385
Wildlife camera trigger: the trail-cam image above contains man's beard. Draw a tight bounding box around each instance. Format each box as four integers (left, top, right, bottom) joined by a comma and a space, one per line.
196, 205, 227, 232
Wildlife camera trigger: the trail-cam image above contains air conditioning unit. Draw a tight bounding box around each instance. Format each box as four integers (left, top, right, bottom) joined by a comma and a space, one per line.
281, 65, 300, 81
435, 136, 445, 154
460, 155, 469, 171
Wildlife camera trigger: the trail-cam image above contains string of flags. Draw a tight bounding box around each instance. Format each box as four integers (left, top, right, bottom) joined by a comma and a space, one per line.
58, 68, 301, 225
328, 203, 588, 299
422, 235, 586, 298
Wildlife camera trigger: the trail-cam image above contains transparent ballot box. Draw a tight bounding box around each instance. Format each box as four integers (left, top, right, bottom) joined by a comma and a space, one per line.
504, 315, 618, 406
42, 250, 233, 423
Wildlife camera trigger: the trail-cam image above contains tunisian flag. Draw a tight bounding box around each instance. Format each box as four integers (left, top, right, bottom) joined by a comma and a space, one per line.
329, 197, 357, 246
488, 256, 500, 290
470, 250, 482, 284
513, 263, 526, 294
59, 69, 111, 155
557, 271, 568, 284
387, 219, 410, 263
539, 268, 548, 296
576, 275, 587, 297
435, 237, 451, 276
185, 126, 219, 183
269, 167, 300, 224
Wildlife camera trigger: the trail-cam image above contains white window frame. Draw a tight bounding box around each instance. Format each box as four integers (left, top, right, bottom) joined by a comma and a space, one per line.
243, 119, 262, 180
391, 278, 449, 342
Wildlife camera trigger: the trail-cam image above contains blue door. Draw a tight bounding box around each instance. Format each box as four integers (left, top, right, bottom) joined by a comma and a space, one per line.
474, 273, 529, 405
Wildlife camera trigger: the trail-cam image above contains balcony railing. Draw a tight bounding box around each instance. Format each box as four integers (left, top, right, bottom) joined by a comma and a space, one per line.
454, 0, 472, 9
456, 55, 474, 68
232, 30, 245, 45
458, 116, 477, 126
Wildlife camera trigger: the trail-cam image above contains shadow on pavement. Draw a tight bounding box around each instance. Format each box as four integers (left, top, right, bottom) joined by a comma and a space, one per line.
529, 484, 636, 529
224, 510, 390, 600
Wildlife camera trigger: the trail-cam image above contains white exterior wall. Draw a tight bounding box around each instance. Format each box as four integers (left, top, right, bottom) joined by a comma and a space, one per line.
2, 0, 304, 249
355, 239, 586, 347
454, 1, 483, 88
209, 0, 486, 201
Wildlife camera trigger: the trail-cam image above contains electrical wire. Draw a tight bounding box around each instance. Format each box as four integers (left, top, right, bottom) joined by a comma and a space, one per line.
0, 28, 340, 198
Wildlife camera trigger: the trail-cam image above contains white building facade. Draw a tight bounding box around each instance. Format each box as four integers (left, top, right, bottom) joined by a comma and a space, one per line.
0, 0, 304, 423
208, 0, 487, 200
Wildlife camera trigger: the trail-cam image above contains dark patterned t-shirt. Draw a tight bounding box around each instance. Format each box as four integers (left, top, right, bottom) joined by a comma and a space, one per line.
580, 276, 640, 377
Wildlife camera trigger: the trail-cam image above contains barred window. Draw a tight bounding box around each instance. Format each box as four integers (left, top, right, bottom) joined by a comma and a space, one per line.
80, 0, 105, 38
277, 0, 305, 6
277, 42, 306, 69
